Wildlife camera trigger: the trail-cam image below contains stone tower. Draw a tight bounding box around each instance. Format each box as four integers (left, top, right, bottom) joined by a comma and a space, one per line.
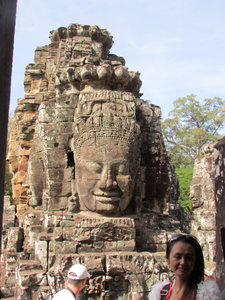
190, 139, 225, 289
190, 142, 217, 274
1, 24, 182, 299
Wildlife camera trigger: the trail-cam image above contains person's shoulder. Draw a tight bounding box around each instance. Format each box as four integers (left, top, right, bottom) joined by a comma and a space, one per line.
52, 288, 75, 300
197, 280, 220, 300
148, 280, 171, 300
198, 279, 220, 291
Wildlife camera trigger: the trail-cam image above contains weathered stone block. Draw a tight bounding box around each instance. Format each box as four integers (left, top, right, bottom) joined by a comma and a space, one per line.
0, 286, 16, 298
49, 181, 72, 197
104, 241, 117, 251
44, 212, 63, 227
46, 149, 66, 168
19, 260, 43, 272
6, 227, 24, 252
2, 270, 17, 287
61, 241, 79, 254
53, 227, 63, 241
63, 227, 91, 241
23, 212, 44, 226
55, 108, 74, 122
32, 286, 53, 300
5, 253, 20, 268
19, 270, 47, 287
35, 240, 48, 268
106, 255, 124, 275
49, 240, 61, 253
77, 241, 101, 253
47, 168, 65, 182
39, 103, 56, 123
117, 240, 135, 251
56, 94, 79, 108
48, 196, 68, 211
60, 220, 75, 227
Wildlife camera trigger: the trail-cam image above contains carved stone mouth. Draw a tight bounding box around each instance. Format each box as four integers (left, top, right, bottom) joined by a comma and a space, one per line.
95, 196, 120, 203
94, 191, 121, 197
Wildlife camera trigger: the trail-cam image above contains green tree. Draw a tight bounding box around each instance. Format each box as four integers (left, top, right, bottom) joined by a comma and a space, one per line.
175, 168, 193, 213
162, 95, 225, 168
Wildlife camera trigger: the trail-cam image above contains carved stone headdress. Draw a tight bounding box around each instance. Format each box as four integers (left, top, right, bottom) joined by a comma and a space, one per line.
73, 90, 141, 156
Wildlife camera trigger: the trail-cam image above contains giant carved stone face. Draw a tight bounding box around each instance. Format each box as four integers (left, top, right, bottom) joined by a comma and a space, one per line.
75, 137, 137, 214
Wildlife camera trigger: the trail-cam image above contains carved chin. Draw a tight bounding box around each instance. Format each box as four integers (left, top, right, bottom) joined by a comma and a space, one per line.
95, 199, 120, 214
79, 195, 131, 214
191, 198, 203, 208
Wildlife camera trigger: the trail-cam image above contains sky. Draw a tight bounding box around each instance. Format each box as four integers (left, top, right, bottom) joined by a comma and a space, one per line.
10, 0, 225, 120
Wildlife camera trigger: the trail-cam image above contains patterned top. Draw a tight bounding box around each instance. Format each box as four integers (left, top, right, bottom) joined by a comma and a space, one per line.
149, 279, 220, 300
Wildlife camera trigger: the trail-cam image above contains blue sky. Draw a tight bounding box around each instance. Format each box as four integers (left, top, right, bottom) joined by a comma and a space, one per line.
10, 0, 225, 120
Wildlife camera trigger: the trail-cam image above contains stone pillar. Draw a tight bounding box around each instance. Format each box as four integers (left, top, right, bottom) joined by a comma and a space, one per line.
215, 137, 225, 291
0, 0, 17, 253
190, 142, 216, 273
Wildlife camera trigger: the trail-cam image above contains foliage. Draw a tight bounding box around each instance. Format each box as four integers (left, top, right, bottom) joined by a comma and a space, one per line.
162, 95, 225, 168
168, 145, 193, 168
175, 168, 193, 213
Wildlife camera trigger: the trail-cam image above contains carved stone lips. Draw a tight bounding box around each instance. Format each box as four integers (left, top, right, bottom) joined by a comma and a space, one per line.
93, 190, 121, 197
95, 196, 120, 203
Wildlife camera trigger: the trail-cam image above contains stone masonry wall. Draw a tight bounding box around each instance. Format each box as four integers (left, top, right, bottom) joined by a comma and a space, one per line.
215, 137, 225, 291
1, 24, 183, 299
190, 142, 217, 269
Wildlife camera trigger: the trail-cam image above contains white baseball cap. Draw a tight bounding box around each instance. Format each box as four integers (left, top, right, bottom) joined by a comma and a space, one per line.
68, 264, 91, 280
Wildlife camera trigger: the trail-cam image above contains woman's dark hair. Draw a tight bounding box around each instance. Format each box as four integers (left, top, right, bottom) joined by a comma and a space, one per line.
166, 234, 205, 286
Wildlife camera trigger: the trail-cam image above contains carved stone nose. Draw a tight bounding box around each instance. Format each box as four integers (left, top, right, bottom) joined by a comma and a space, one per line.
106, 177, 113, 187
98, 166, 117, 189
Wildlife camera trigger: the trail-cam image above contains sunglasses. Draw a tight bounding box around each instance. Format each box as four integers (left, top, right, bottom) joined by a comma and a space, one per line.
168, 233, 198, 243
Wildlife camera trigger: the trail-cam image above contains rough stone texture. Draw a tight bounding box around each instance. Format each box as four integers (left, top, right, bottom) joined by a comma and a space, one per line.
190, 142, 217, 275
0, 0, 17, 257
215, 137, 225, 291
1, 24, 183, 299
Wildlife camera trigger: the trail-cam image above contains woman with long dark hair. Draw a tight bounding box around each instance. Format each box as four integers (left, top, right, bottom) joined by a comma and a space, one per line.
149, 233, 220, 300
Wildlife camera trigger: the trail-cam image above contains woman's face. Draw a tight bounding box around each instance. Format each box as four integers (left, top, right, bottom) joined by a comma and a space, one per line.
168, 241, 196, 281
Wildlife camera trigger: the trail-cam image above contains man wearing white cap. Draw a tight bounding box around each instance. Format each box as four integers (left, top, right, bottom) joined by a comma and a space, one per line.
52, 263, 91, 299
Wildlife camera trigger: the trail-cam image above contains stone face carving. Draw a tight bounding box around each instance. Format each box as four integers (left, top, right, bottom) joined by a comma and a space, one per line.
1, 24, 182, 299
72, 93, 140, 215
75, 138, 137, 214
214, 137, 225, 291
190, 143, 216, 209
190, 138, 225, 288
190, 142, 217, 273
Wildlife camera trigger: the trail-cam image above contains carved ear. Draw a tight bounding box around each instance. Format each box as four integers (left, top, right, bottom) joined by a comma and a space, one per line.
67, 193, 79, 212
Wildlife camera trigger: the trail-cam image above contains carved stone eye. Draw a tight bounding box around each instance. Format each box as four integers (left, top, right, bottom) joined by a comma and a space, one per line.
86, 161, 102, 174
116, 163, 129, 175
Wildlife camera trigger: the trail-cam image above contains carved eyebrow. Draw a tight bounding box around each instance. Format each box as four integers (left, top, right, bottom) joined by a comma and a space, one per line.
86, 160, 128, 165
84, 160, 129, 169
112, 161, 128, 165
86, 160, 102, 164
